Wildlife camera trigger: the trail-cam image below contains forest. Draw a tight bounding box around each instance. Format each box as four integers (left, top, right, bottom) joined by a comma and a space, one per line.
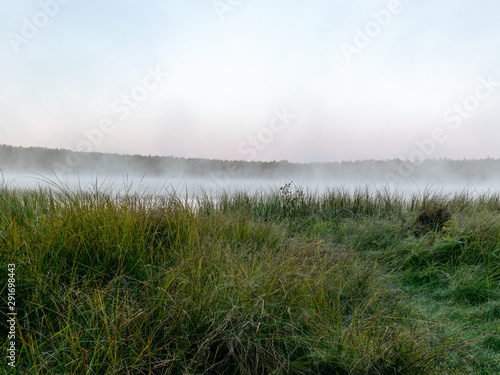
2, 143, 499, 183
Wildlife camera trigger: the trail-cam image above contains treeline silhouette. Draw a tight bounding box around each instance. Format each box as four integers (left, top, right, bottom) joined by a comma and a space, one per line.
1, 144, 500, 183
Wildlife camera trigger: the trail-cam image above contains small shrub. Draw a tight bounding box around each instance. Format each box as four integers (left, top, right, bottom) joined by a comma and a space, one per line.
414, 202, 451, 234
279, 181, 305, 206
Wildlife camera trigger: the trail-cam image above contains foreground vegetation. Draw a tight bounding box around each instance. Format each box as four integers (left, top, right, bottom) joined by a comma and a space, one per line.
1, 181, 499, 374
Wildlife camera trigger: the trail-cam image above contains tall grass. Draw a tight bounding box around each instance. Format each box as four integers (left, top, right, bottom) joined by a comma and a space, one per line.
1, 182, 499, 373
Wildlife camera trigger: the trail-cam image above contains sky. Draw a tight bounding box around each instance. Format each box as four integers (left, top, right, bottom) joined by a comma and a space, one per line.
1, 0, 499, 163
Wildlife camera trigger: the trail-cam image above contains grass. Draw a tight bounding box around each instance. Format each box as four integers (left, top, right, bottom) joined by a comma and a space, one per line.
1, 181, 499, 374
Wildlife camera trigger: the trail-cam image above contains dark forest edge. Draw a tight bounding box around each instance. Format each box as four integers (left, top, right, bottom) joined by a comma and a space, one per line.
1, 143, 500, 182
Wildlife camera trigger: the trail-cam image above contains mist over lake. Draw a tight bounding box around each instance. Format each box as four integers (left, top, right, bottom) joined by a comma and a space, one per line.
3, 170, 499, 199
3, 144, 500, 199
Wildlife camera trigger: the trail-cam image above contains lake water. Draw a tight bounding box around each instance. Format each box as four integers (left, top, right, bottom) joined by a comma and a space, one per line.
2, 171, 499, 199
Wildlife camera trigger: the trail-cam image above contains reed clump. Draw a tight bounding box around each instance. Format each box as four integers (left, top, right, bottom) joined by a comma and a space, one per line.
1, 182, 499, 374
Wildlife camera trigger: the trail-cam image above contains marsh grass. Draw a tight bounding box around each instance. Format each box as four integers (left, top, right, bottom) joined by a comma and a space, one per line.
1, 182, 499, 373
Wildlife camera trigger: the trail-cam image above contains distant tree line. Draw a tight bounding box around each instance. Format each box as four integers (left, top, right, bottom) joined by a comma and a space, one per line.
1, 144, 500, 183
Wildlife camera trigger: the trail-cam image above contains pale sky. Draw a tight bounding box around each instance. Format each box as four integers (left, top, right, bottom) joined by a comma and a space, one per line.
1, 0, 499, 163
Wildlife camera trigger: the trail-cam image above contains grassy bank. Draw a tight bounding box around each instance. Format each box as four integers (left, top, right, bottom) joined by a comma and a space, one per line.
1, 182, 499, 374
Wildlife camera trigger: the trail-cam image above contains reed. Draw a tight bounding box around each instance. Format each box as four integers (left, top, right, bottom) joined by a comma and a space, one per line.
1, 181, 499, 373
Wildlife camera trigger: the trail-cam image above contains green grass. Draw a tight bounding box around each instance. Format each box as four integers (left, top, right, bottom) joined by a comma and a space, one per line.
1, 181, 499, 374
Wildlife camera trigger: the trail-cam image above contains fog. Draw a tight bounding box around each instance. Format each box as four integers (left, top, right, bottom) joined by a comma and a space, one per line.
3, 169, 500, 200
2, 1, 500, 197
2, 144, 500, 200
